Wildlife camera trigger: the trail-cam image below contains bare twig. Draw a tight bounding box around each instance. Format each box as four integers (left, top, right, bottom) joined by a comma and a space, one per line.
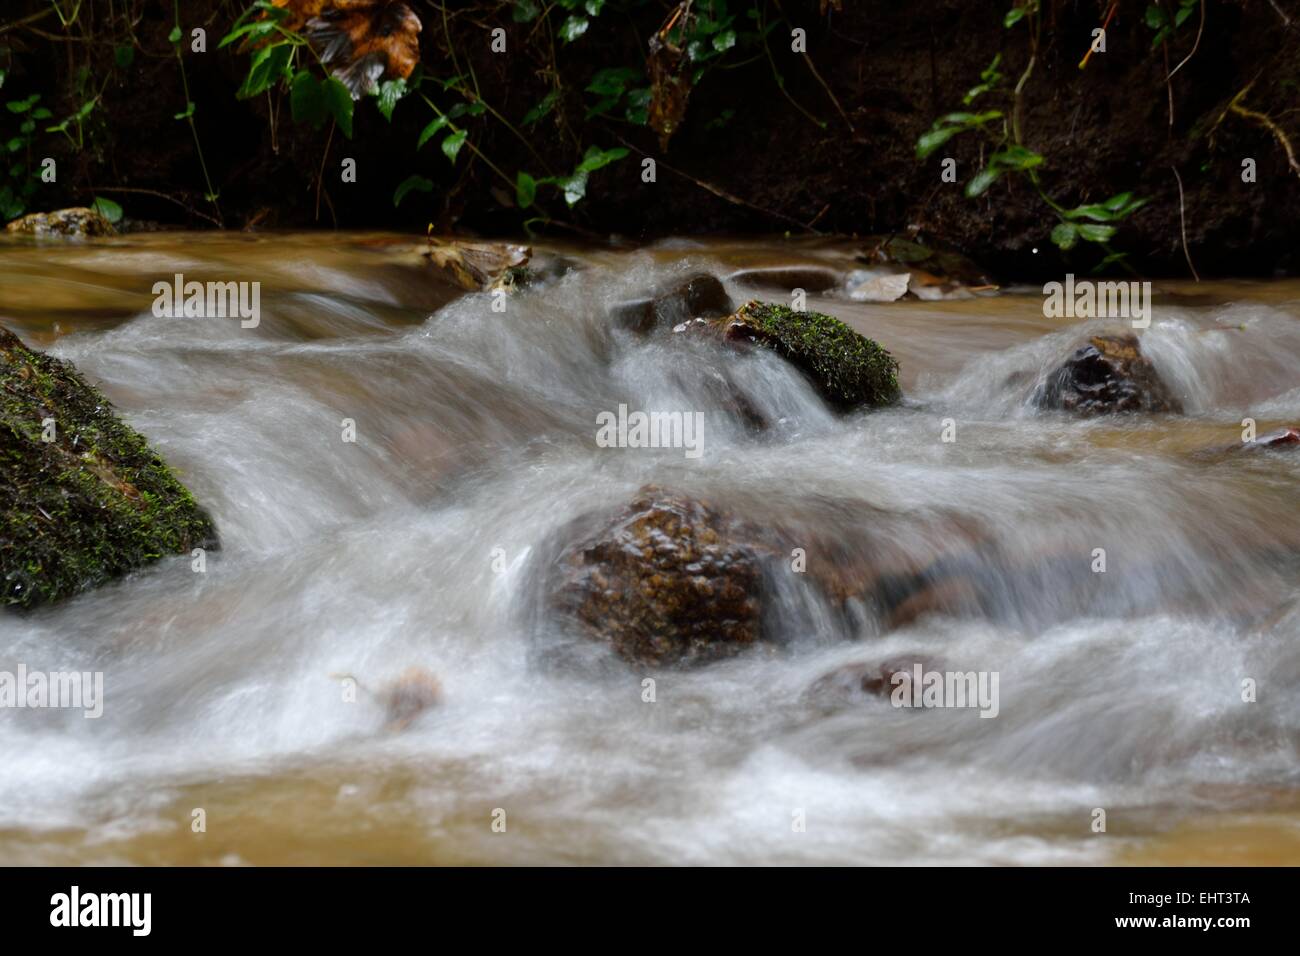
1167, 0, 1205, 81
1170, 166, 1200, 282
612, 134, 819, 233
80, 187, 223, 228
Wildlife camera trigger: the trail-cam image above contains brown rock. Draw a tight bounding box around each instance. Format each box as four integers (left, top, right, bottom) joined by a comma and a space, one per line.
804, 654, 945, 708
553, 487, 769, 666
5, 207, 117, 238
1033, 332, 1181, 415
609, 272, 733, 334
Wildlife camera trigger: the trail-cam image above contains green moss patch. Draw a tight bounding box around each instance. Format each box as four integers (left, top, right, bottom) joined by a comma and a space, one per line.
1, 327, 217, 609
726, 301, 901, 408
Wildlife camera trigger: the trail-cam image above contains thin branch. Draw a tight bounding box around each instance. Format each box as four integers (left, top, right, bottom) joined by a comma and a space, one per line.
1170, 166, 1200, 282
1167, 0, 1205, 81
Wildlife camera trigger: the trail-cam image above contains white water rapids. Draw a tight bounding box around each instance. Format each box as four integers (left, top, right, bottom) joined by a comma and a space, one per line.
0, 234, 1297, 864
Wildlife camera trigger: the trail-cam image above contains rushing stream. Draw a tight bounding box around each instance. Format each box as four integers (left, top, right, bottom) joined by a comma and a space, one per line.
1, 233, 1298, 865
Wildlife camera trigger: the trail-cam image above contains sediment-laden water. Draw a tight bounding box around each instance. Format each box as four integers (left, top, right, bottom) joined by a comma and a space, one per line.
0, 233, 1297, 864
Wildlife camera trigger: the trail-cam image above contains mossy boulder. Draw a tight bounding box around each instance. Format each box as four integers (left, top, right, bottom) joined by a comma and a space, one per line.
689, 300, 901, 409
1, 328, 217, 608
5, 207, 117, 238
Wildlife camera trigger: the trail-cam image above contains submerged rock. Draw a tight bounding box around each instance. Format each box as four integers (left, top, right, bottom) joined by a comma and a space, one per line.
712, 300, 901, 409
804, 653, 945, 709
380, 667, 442, 732
610, 271, 734, 334
1, 328, 217, 608
725, 265, 842, 293
1033, 332, 1181, 415
5, 207, 117, 238
423, 238, 530, 291
553, 488, 770, 667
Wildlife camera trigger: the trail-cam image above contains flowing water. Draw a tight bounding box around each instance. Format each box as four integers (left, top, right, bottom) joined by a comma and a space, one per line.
0, 233, 1298, 865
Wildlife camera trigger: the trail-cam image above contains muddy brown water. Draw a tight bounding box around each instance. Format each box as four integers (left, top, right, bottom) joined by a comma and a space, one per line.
0, 233, 1297, 865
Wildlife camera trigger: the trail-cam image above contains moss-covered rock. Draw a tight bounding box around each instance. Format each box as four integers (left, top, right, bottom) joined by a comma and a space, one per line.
706, 300, 901, 409
5, 207, 117, 238
1, 327, 217, 608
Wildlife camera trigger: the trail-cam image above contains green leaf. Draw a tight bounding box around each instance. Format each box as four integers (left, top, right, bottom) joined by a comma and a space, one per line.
965, 166, 1002, 197
574, 145, 628, 173
393, 175, 433, 208
516, 170, 537, 208
291, 71, 327, 128
375, 78, 408, 122
1051, 221, 1079, 250
417, 115, 451, 150
6, 94, 39, 114
512, 0, 541, 22
713, 29, 737, 53
1078, 223, 1117, 243
30, 108, 51, 120
989, 145, 1043, 170
586, 67, 638, 97
91, 196, 124, 224
1145, 5, 1168, 29
168, 25, 182, 44
559, 16, 589, 43
558, 170, 588, 206
1004, 7, 1027, 27
916, 126, 961, 159
441, 129, 468, 163
523, 89, 560, 126
322, 77, 354, 138
115, 44, 136, 69
625, 87, 651, 125
584, 0, 606, 14
218, 18, 280, 50
237, 43, 293, 100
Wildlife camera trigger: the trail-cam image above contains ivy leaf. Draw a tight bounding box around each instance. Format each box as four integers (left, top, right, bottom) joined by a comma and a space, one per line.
375, 78, 408, 122
965, 166, 1002, 198
515, 171, 537, 208
441, 129, 468, 163
237, 43, 292, 100
559, 16, 589, 43
393, 175, 433, 208
417, 115, 451, 150
1051, 222, 1079, 250
323, 77, 354, 138
91, 197, 124, 224
523, 89, 560, 126
574, 145, 628, 173
291, 71, 328, 128
916, 125, 962, 159
559, 170, 588, 206
6, 94, 39, 114
1078, 223, 1117, 243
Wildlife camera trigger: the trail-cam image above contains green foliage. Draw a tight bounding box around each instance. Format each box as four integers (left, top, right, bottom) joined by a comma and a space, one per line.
915, 5, 1148, 268
1146, 0, 1199, 48
0, 90, 50, 220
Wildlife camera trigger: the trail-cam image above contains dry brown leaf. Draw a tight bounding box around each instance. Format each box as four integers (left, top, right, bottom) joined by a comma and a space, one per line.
260, 1, 422, 98
647, 5, 693, 151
